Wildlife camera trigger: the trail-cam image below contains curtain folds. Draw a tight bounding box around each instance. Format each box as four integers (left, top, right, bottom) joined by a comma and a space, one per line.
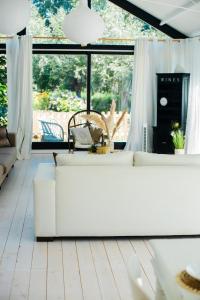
126, 38, 200, 154
6, 36, 33, 160
185, 39, 200, 154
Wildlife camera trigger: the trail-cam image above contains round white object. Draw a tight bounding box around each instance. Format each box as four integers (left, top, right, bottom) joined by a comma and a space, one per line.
186, 264, 200, 280
63, 0, 105, 46
160, 97, 168, 107
0, 0, 31, 35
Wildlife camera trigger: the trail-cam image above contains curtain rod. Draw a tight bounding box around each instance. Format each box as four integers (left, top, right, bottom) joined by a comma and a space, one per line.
0, 36, 181, 42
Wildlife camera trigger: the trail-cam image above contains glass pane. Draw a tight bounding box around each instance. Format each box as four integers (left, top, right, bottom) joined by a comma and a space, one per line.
28, 0, 167, 45
28, 0, 78, 43
0, 55, 7, 127
92, 0, 168, 45
91, 54, 133, 142
32, 54, 87, 142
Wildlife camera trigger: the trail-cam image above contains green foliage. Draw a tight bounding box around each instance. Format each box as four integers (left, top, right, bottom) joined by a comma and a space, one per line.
33, 55, 87, 96
0, 56, 7, 84
32, 0, 77, 27
33, 90, 85, 112
171, 129, 185, 149
0, 116, 8, 127
33, 92, 50, 110
92, 93, 117, 112
0, 56, 7, 126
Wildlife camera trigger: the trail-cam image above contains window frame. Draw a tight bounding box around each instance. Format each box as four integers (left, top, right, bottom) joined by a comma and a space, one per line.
0, 42, 134, 149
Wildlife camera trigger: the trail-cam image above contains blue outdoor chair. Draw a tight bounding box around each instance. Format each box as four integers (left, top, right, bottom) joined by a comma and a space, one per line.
40, 120, 64, 142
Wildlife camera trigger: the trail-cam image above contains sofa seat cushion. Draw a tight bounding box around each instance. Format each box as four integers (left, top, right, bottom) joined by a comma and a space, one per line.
0, 147, 16, 155
0, 165, 4, 176
0, 154, 16, 173
134, 151, 200, 166
56, 151, 134, 166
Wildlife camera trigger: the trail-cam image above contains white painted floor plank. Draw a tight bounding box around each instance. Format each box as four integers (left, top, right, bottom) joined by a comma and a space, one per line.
90, 240, 120, 300
47, 241, 65, 300
0, 160, 31, 300
76, 240, 102, 300
62, 241, 83, 300
28, 241, 47, 300
104, 240, 133, 300
10, 160, 37, 300
0, 160, 28, 259
117, 239, 154, 298
130, 240, 156, 291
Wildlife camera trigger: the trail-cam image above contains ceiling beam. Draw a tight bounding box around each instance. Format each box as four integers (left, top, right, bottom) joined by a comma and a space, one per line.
108, 0, 188, 39
160, 0, 200, 26
190, 29, 200, 37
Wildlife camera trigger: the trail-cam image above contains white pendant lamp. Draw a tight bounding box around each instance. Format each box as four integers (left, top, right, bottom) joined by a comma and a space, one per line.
63, 0, 105, 46
0, 0, 31, 35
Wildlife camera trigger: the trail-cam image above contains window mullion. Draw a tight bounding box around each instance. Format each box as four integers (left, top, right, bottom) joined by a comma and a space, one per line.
87, 53, 91, 111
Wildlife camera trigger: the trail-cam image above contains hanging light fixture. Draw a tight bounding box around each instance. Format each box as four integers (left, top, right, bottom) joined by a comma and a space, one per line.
63, 0, 105, 46
0, 0, 31, 35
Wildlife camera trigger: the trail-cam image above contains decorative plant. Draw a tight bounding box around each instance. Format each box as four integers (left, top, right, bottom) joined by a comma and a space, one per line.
81, 100, 127, 145
171, 122, 185, 149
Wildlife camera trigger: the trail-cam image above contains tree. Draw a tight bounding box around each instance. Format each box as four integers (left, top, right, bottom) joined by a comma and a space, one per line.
32, 0, 77, 27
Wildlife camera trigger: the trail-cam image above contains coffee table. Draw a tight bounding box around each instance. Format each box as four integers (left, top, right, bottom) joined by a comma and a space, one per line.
150, 239, 200, 300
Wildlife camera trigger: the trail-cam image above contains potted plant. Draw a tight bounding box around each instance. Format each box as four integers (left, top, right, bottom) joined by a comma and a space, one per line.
171, 122, 185, 154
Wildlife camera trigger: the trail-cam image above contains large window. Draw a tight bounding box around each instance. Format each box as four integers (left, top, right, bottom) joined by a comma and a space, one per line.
32, 54, 87, 143
32, 53, 133, 144
1, 0, 168, 148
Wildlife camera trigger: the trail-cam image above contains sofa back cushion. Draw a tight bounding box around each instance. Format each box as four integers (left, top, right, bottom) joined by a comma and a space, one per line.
56, 151, 134, 166
0, 127, 11, 148
134, 151, 200, 166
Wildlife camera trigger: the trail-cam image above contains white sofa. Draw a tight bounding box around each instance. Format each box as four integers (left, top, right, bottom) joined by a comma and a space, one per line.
34, 152, 200, 240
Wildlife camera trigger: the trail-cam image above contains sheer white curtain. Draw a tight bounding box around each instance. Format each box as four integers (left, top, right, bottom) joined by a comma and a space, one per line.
7, 36, 33, 160
185, 38, 200, 154
125, 39, 153, 151
126, 39, 186, 152
7, 36, 20, 132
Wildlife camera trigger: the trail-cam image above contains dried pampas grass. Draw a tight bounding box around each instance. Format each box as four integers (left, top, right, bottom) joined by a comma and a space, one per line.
112, 110, 127, 139
81, 114, 106, 131
105, 100, 116, 131
81, 100, 127, 143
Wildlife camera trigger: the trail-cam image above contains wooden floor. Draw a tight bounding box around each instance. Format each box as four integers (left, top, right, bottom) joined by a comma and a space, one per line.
0, 154, 156, 300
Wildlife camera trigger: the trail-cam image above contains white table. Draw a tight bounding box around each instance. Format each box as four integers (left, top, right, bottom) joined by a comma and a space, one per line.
150, 239, 200, 300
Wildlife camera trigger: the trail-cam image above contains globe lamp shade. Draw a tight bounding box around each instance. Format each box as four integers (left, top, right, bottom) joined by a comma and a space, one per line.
0, 0, 31, 35
63, 0, 105, 46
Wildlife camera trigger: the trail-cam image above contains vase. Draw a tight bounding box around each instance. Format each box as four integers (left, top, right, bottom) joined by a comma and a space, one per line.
109, 141, 115, 153
175, 149, 185, 155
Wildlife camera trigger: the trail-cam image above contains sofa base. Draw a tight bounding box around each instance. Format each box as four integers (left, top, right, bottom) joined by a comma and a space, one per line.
36, 234, 200, 242
37, 237, 55, 242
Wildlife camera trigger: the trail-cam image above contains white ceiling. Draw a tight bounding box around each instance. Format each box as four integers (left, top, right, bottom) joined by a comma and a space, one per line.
127, 0, 200, 37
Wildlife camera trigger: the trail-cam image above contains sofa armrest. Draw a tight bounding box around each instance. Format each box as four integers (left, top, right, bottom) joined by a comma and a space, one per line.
8, 133, 16, 147
33, 164, 56, 238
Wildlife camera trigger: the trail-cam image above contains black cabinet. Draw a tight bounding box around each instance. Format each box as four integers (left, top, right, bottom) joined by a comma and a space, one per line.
153, 73, 190, 154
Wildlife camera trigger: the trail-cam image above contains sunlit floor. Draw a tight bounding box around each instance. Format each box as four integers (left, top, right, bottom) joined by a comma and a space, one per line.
0, 154, 156, 300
